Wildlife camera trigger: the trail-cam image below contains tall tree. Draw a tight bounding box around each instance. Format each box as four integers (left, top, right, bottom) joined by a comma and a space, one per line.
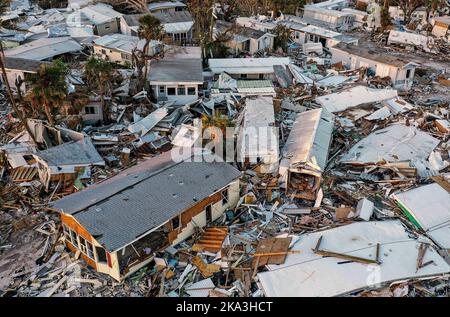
84, 57, 114, 123
133, 14, 164, 91
25, 60, 69, 125
187, 0, 216, 61
272, 24, 291, 53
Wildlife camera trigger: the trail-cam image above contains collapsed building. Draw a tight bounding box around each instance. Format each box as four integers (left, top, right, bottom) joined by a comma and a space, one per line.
279, 108, 335, 203
236, 96, 279, 173
50, 151, 241, 281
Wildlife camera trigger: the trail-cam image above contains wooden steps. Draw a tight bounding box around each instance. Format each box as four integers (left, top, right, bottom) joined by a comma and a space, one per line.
193, 227, 228, 253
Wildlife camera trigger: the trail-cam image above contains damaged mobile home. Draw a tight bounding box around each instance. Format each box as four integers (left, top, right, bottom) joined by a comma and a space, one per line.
1, 0, 450, 298
237, 96, 279, 173
279, 108, 335, 203
50, 152, 241, 281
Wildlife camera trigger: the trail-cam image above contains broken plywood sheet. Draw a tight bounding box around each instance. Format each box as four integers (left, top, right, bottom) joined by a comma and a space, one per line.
339, 124, 440, 165
315, 85, 398, 113
391, 183, 450, 249
252, 237, 292, 268
191, 256, 221, 278
258, 221, 450, 297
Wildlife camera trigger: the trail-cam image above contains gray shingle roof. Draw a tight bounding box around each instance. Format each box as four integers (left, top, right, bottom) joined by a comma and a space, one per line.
4, 57, 51, 72
51, 152, 241, 251
36, 138, 104, 167
152, 11, 193, 24
149, 58, 203, 83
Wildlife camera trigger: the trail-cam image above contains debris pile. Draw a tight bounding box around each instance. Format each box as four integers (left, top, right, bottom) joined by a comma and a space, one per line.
0, 0, 449, 298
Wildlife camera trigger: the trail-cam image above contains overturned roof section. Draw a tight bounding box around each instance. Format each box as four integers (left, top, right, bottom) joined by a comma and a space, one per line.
51, 151, 241, 252
258, 220, 450, 297
392, 183, 450, 249
315, 85, 398, 113
282, 108, 335, 173
128, 107, 169, 136
4, 37, 82, 61
208, 57, 291, 75
36, 138, 104, 167
340, 124, 440, 165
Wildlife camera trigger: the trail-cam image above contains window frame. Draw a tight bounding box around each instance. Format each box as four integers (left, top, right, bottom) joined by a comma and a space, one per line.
167, 87, 176, 96
85, 241, 94, 260
171, 215, 180, 230
84, 106, 97, 114
177, 85, 186, 96
187, 87, 196, 95
69, 228, 78, 247
221, 188, 229, 205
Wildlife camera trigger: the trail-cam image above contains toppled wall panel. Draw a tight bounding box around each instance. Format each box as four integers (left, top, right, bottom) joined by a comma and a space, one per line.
315, 85, 398, 113
258, 221, 450, 297
340, 124, 440, 165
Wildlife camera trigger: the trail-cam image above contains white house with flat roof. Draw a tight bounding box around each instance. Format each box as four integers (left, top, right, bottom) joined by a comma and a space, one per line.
303, 0, 355, 30
208, 57, 291, 80
149, 47, 203, 105
330, 43, 418, 90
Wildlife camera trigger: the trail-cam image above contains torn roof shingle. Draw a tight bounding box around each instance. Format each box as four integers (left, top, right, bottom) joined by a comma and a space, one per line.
51, 151, 241, 252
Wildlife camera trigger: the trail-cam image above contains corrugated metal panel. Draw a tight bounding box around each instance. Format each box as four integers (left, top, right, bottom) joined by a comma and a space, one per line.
282, 108, 335, 172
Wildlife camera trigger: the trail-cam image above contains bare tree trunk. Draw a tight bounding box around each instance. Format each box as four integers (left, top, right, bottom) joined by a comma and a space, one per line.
42, 95, 55, 126
0, 41, 37, 143
143, 41, 150, 85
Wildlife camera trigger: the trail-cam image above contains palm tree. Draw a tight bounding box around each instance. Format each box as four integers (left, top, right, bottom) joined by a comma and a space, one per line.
137, 14, 164, 84
25, 60, 69, 126
84, 56, 113, 123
